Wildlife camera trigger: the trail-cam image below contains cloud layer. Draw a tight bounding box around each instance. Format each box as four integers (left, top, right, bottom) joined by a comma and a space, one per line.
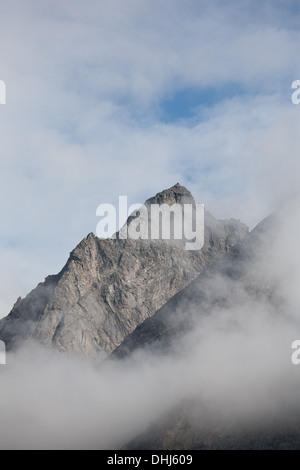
1, 197, 300, 449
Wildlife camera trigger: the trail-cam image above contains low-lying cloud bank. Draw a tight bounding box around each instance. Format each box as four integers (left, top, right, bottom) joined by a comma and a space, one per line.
1, 198, 300, 449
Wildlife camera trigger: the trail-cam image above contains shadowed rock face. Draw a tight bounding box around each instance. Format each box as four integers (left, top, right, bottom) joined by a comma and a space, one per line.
123, 399, 300, 450
0, 184, 248, 359
110, 214, 278, 361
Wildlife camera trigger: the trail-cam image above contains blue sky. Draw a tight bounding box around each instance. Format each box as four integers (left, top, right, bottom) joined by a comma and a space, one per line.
159, 83, 247, 122
0, 0, 299, 317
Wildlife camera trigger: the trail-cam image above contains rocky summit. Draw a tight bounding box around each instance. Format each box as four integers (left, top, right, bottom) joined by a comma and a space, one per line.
0, 184, 248, 359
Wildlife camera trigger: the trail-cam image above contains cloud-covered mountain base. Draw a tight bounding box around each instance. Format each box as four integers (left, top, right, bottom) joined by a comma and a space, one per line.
1, 197, 300, 449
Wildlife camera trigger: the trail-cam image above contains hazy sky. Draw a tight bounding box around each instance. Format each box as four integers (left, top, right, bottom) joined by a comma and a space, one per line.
0, 0, 300, 317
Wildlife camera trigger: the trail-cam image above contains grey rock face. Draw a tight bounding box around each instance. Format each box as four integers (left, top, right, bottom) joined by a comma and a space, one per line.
0, 184, 248, 358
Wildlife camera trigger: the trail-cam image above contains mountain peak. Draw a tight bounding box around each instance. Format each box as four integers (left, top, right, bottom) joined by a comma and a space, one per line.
145, 183, 195, 206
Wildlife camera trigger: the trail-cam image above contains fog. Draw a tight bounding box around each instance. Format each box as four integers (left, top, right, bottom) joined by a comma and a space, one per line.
0, 197, 300, 449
